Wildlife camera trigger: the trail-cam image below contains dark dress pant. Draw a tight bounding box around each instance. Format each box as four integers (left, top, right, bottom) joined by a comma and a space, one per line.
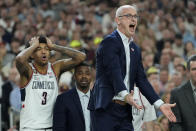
91, 102, 133, 131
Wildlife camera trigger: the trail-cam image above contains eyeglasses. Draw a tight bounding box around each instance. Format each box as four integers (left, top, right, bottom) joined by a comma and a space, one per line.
118, 14, 139, 19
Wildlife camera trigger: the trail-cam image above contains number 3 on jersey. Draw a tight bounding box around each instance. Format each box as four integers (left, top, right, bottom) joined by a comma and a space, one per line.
42, 92, 47, 105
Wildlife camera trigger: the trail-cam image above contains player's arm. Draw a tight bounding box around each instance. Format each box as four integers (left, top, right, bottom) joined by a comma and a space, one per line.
15, 37, 39, 87
47, 38, 86, 77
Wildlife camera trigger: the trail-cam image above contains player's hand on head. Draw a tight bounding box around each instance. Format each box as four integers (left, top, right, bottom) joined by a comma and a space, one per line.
46, 37, 54, 49
29, 36, 39, 47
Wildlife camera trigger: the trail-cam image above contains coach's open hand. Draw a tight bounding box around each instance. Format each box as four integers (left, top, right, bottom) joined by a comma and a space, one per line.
160, 103, 176, 122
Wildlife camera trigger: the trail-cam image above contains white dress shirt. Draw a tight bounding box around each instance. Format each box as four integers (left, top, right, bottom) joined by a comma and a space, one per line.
76, 88, 91, 131
190, 80, 196, 103
113, 29, 132, 101
113, 29, 164, 109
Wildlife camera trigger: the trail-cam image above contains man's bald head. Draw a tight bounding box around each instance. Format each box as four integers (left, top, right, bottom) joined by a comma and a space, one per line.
115, 5, 138, 18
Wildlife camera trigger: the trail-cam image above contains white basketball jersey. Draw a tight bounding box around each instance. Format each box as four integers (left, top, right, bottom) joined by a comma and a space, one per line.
20, 63, 58, 129
132, 87, 157, 131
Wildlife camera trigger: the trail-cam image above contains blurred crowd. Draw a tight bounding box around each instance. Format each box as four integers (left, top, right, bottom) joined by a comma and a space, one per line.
0, 0, 196, 131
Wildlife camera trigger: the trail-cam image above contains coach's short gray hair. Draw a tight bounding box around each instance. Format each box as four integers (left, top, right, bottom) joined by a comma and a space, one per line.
115, 5, 138, 18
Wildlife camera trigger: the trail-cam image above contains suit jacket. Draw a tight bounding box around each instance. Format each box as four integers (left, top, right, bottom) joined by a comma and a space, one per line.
53, 88, 91, 131
169, 81, 196, 131
0, 81, 13, 129
88, 30, 159, 110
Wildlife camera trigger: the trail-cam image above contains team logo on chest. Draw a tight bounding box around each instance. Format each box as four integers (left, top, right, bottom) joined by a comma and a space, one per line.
32, 81, 55, 90
33, 69, 37, 74
34, 76, 40, 80
48, 72, 54, 78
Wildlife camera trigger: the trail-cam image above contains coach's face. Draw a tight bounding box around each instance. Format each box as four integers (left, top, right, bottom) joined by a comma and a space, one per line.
116, 7, 138, 38
189, 61, 196, 84
75, 66, 92, 91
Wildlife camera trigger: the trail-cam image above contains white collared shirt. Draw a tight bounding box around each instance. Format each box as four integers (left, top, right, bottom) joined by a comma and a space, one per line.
114, 29, 164, 109
190, 80, 196, 103
76, 88, 90, 131
113, 29, 132, 101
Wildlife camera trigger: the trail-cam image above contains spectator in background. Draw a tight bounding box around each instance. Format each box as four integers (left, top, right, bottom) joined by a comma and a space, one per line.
9, 67, 21, 111
171, 72, 183, 88
9, 38, 21, 56
84, 37, 96, 65
9, 68, 21, 130
160, 48, 174, 74
0, 64, 19, 130
156, 29, 173, 55
175, 64, 187, 84
170, 55, 196, 131
150, 79, 161, 97
184, 41, 195, 59
58, 71, 73, 94
190, 26, 196, 47
165, 81, 175, 93
173, 56, 185, 70
172, 34, 184, 57
146, 66, 159, 81
158, 115, 169, 131
159, 68, 169, 94
142, 52, 155, 72
162, 91, 171, 104
177, 21, 190, 43
140, 38, 157, 54
163, 40, 172, 50
187, 49, 196, 58
153, 122, 163, 131
0, 42, 15, 70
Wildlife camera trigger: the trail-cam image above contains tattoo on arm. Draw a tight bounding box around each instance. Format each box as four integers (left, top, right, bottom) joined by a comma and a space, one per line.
51, 44, 85, 61
56, 62, 76, 77
16, 60, 30, 78
52, 44, 86, 76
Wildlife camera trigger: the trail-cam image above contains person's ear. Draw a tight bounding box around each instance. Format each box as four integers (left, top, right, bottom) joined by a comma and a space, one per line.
115, 17, 120, 25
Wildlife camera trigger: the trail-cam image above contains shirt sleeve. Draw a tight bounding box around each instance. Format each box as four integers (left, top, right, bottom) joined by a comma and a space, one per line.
118, 90, 129, 99
153, 99, 164, 109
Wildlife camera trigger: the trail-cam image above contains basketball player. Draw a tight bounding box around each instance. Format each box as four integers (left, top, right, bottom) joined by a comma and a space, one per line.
15, 36, 86, 131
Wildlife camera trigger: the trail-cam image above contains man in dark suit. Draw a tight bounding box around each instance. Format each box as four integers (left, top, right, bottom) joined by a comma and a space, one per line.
1, 81, 12, 130
53, 62, 92, 131
170, 55, 196, 131
88, 5, 176, 131
0, 66, 19, 130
